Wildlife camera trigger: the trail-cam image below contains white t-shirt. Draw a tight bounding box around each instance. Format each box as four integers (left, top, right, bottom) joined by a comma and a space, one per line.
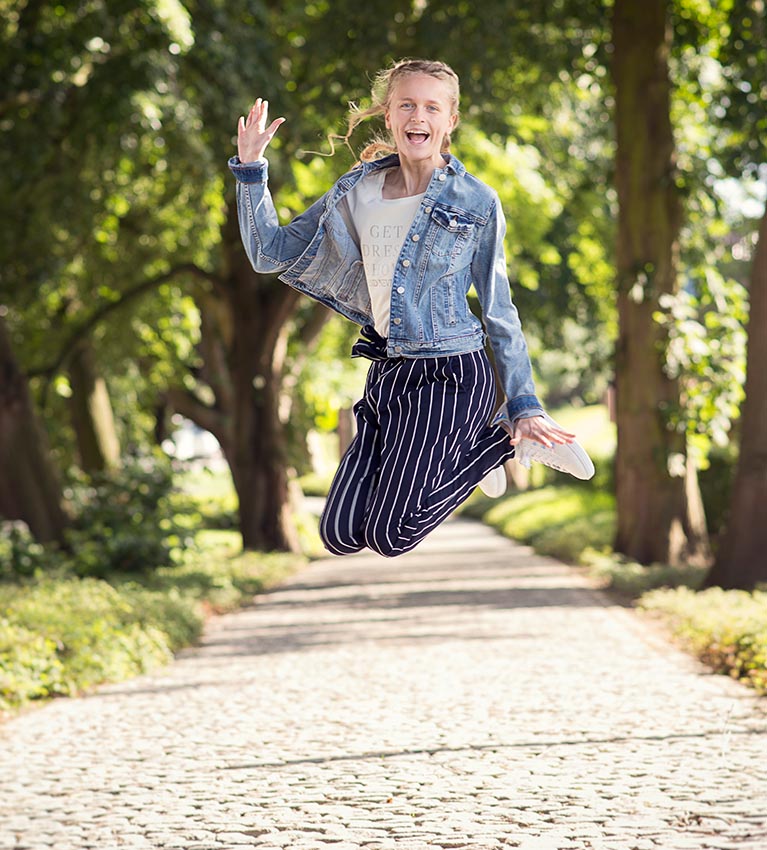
345, 170, 424, 337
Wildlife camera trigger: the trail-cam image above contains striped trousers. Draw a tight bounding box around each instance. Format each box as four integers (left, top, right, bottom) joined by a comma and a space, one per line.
319, 328, 515, 558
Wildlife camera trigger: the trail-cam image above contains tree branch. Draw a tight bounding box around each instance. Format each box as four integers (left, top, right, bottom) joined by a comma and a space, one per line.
164, 387, 224, 445
197, 301, 235, 414
29, 263, 220, 382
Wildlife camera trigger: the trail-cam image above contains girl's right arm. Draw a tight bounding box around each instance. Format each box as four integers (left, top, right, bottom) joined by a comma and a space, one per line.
229, 98, 327, 274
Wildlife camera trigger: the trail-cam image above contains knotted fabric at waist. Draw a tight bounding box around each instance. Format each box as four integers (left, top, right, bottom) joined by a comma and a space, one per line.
351, 325, 390, 361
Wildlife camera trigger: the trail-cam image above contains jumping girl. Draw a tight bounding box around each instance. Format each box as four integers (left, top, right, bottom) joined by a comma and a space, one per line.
229, 58, 594, 558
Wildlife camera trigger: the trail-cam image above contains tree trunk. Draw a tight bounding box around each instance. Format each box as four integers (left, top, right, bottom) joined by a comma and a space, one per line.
0, 315, 68, 542
611, 0, 710, 566
68, 339, 121, 472
705, 200, 767, 589
225, 282, 301, 552
166, 202, 305, 552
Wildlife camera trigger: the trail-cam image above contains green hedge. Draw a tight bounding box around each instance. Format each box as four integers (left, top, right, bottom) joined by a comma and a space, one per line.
0, 531, 302, 714
0, 578, 175, 703
640, 587, 767, 695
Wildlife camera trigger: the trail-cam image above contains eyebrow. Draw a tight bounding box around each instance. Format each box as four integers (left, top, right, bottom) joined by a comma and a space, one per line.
396, 97, 444, 105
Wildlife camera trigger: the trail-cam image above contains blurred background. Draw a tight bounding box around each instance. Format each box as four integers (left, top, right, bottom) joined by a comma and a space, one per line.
0, 0, 764, 594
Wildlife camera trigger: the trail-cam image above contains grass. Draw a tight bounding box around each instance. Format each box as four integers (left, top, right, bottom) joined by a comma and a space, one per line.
467, 485, 617, 564
547, 403, 616, 460
640, 587, 767, 695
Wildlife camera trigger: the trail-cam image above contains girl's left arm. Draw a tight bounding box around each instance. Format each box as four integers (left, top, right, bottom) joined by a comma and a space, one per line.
471, 195, 545, 424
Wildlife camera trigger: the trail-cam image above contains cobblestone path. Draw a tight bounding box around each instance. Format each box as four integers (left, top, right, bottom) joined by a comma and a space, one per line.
2, 517, 766, 850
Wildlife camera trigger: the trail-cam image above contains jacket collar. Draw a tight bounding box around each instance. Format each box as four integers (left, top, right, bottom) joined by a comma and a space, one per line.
361, 152, 466, 177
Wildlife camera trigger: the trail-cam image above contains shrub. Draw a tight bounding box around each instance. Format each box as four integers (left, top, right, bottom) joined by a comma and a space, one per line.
0, 521, 67, 580
0, 456, 192, 582
64, 454, 192, 578
0, 578, 175, 701
0, 621, 64, 706
582, 549, 708, 596
0, 531, 302, 713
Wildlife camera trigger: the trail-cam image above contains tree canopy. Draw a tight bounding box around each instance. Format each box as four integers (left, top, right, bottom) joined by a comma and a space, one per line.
0, 0, 763, 584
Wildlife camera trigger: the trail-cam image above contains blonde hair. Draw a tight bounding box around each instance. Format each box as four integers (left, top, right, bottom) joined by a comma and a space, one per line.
330, 58, 461, 162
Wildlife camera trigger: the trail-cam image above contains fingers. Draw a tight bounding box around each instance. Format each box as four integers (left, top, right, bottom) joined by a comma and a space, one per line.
511, 417, 576, 448
256, 98, 267, 132
267, 116, 286, 136
238, 99, 285, 135
245, 98, 262, 130
237, 98, 265, 133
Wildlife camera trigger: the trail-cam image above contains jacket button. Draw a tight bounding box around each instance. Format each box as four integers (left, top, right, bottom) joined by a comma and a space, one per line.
438, 173, 446, 181
397, 286, 405, 294
393, 317, 402, 325
411, 234, 420, 242
394, 345, 402, 353
402, 259, 411, 267
424, 206, 432, 213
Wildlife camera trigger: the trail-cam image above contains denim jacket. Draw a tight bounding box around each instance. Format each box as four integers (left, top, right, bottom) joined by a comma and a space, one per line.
228, 152, 544, 422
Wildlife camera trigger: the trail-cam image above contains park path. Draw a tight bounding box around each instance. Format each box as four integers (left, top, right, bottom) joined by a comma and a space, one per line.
1, 515, 766, 850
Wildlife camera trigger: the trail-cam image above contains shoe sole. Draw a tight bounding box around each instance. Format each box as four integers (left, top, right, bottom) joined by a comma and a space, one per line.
493, 409, 595, 481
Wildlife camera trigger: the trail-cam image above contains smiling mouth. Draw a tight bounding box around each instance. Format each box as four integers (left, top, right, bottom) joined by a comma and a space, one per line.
406, 130, 430, 144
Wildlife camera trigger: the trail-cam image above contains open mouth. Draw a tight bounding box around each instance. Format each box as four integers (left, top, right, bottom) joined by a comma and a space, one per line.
405, 130, 430, 145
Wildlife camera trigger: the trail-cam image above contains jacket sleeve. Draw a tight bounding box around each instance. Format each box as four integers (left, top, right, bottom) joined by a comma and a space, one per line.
471, 194, 545, 423
228, 156, 328, 274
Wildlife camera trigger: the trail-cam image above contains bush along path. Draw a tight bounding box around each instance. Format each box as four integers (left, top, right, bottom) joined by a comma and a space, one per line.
1, 515, 766, 850
0, 529, 302, 715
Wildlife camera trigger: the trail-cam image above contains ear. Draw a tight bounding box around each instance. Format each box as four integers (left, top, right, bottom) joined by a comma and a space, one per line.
384, 108, 391, 130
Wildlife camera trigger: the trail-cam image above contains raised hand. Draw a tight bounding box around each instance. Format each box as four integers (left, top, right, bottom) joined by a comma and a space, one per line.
237, 98, 286, 163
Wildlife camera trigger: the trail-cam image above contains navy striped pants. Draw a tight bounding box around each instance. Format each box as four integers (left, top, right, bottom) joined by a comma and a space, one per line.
319, 328, 515, 558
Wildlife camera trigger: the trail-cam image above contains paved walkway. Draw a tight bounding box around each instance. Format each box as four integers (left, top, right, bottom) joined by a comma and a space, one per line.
1, 517, 766, 850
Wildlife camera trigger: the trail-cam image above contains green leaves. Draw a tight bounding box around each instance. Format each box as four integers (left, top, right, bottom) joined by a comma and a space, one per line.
657, 271, 748, 458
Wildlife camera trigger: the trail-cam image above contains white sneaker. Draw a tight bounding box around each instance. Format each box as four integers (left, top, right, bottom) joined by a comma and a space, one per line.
478, 465, 507, 498
492, 410, 595, 481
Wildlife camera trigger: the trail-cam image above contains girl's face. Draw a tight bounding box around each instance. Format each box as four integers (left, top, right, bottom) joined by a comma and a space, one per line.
385, 73, 458, 169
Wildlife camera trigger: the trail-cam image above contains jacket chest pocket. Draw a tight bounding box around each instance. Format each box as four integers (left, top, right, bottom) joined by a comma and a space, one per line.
427, 205, 477, 262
